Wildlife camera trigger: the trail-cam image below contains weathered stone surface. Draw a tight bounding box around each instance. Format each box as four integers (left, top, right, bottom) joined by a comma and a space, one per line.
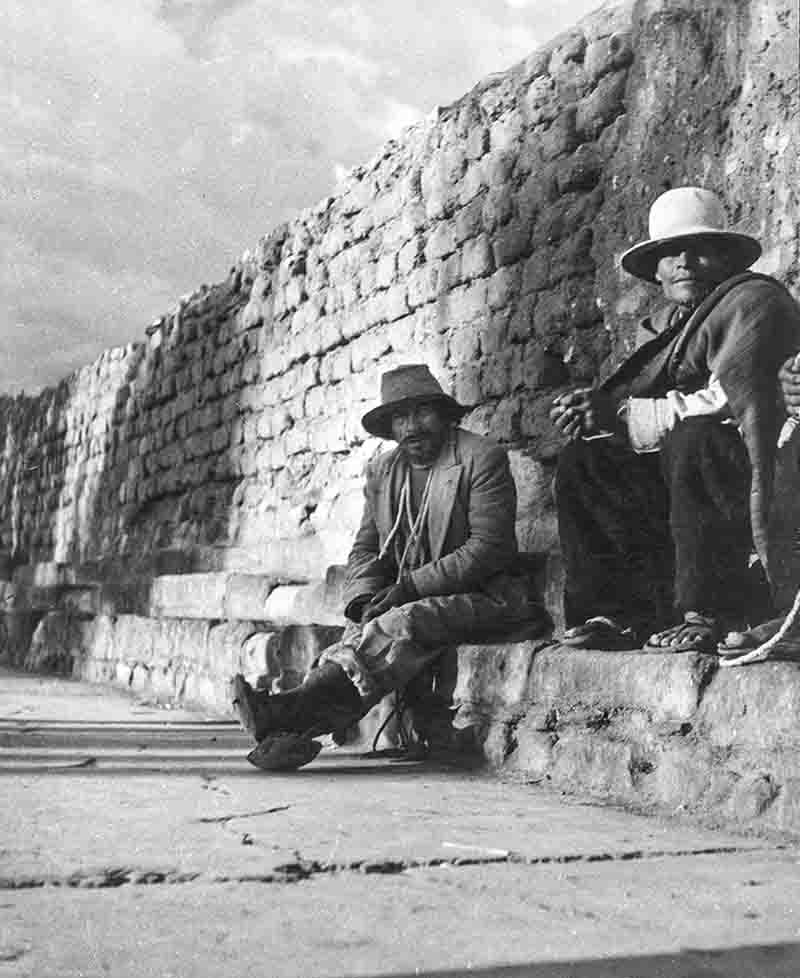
224, 574, 280, 620
0, 611, 45, 667
459, 640, 800, 832
531, 647, 718, 723
262, 582, 345, 627
24, 611, 88, 675
454, 640, 544, 714
149, 573, 230, 619
696, 662, 800, 750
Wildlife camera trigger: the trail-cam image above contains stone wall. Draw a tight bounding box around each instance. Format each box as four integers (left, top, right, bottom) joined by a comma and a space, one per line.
1, 0, 797, 614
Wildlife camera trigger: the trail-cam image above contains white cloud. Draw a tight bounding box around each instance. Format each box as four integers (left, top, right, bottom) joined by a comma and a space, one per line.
333, 162, 351, 184
375, 98, 424, 140
275, 39, 381, 83
0, 0, 601, 393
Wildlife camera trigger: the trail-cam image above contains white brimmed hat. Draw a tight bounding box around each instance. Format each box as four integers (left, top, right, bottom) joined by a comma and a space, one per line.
620, 186, 761, 282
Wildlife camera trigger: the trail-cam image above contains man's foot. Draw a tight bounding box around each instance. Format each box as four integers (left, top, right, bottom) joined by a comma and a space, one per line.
718, 616, 784, 653
230, 663, 365, 743
231, 675, 272, 740
562, 616, 639, 650
644, 612, 722, 653
718, 614, 800, 664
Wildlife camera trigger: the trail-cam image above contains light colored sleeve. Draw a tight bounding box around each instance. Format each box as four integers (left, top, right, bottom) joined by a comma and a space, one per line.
627, 377, 730, 453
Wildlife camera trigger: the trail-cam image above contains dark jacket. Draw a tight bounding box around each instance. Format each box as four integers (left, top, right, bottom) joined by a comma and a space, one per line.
604, 272, 800, 576
342, 427, 519, 614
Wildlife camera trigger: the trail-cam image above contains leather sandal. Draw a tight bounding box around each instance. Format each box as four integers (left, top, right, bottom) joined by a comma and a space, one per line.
718, 616, 784, 654
562, 616, 638, 650
644, 612, 721, 654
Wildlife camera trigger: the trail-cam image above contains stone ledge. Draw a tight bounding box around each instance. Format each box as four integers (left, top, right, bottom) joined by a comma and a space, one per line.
13, 611, 800, 834
456, 644, 718, 723
455, 640, 800, 834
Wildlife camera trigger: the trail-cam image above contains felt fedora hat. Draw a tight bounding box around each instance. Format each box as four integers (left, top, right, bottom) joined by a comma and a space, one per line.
361, 364, 466, 439
620, 186, 761, 282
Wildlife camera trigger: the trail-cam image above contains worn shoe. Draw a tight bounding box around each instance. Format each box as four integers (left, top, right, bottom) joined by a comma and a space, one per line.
231, 675, 271, 740
231, 662, 364, 742
246, 732, 323, 772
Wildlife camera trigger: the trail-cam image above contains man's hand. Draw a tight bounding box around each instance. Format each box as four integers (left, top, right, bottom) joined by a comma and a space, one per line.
361, 577, 417, 623
779, 353, 800, 413
550, 388, 620, 440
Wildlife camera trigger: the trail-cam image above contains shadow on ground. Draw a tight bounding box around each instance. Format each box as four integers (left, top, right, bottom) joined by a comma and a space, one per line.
0, 715, 468, 777
378, 942, 800, 977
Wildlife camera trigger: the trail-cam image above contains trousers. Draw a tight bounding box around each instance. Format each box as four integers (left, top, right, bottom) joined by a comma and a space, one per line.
554, 417, 764, 632
318, 574, 545, 709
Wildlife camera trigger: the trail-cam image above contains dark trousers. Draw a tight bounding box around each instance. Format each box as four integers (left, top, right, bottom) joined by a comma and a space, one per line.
555, 418, 763, 632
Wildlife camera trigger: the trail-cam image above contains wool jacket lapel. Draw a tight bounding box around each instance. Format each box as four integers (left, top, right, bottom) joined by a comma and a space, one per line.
375, 451, 405, 545
427, 433, 462, 561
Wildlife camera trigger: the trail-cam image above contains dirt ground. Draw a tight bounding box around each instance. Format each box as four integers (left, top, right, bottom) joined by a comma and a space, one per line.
2, 669, 799, 978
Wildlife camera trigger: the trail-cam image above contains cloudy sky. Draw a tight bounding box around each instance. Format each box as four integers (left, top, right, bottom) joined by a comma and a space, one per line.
1, 0, 600, 395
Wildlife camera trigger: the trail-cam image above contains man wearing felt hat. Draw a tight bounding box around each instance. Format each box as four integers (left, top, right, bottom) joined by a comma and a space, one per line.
231, 363, 549, 770
551, 186, 800, 653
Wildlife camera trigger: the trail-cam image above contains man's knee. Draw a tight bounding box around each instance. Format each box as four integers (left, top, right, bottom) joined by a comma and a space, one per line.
662, 416, 729, 454
661, 418, 749, 484
554, 437, 601, 497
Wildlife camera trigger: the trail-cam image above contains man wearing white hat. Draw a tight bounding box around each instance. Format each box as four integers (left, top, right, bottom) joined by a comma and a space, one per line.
232, 364, 549, 769
551, 186, 800, 652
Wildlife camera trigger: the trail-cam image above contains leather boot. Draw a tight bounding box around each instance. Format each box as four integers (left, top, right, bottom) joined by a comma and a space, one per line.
231, 661, 364, 742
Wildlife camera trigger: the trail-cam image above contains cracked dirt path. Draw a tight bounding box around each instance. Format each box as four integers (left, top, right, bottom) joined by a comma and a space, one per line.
2, 669, 800, 977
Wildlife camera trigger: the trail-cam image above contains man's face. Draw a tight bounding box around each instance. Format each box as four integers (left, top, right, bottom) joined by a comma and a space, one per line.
390, 400, 449, 465
654, 238, 733, 307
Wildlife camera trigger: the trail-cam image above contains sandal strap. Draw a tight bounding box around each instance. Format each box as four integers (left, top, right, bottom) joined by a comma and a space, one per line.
585, 616, 629, 632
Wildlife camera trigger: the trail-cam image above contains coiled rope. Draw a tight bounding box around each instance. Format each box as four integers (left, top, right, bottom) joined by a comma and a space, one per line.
366, 462, 433, 754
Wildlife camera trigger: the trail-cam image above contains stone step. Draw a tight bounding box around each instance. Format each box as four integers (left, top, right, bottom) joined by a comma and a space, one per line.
148, 572, 345, 625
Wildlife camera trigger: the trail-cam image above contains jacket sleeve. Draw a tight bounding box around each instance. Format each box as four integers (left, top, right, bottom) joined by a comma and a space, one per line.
627, 378, 730, 453
408, 443, 518, 598
341, 465, 394, 617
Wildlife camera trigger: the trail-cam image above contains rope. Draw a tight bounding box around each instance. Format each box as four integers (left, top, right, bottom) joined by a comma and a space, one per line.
367, 462, 434, 754
377, 474, 407, 562
396, 466, 433, 578
376, 465, 433, 571
369, 689, 413, 755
